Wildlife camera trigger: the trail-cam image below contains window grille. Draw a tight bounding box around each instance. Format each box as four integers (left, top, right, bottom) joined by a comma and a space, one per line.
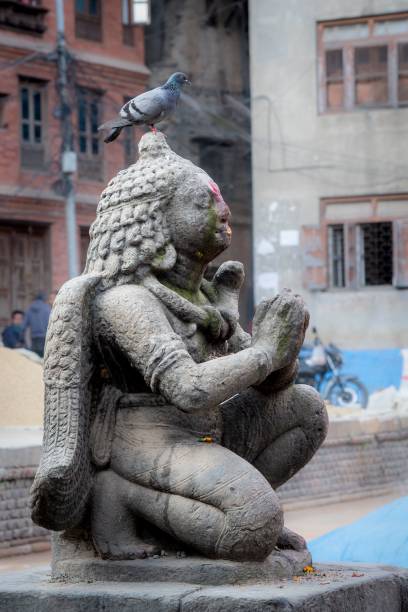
360, 222, 393, 285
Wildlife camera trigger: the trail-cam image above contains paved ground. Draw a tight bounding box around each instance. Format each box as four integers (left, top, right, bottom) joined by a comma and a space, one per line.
0, 492, 401, 573
284, 491, 402, 541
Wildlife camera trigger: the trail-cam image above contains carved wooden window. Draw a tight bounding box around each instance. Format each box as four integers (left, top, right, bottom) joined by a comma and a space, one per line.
318, 13, 408, 112
75, 0, 102, 41
19, 79, 46, 170
302, 195, 408, 290
0, 1, 48, 35
77, 88, 103, 181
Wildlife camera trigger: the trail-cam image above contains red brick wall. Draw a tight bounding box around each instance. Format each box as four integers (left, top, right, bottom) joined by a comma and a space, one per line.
0, 0, 148, 295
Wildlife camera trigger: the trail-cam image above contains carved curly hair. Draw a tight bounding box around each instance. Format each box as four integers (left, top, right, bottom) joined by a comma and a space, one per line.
85, 132, 199, 288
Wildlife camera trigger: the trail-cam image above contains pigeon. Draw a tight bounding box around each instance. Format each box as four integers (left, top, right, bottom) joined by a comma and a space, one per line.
98, 72, 190, 143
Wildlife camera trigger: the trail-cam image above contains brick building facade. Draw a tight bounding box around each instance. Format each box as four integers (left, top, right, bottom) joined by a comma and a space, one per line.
0, 0, 148, 327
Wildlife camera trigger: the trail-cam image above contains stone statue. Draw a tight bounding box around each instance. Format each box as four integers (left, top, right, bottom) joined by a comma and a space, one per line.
31, 132, 328, 565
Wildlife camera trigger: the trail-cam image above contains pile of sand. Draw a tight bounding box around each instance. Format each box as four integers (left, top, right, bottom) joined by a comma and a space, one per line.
0, 347, 44, 426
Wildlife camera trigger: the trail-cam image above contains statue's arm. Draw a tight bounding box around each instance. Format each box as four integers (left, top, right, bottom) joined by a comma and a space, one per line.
96, 285, 278, 413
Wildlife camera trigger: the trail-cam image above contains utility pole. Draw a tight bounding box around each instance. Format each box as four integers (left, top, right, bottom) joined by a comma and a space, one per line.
55, 0, 79, 278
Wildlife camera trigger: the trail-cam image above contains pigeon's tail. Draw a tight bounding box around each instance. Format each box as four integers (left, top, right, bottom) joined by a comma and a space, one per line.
104, 126, 123, 143
98, 116, 132, 143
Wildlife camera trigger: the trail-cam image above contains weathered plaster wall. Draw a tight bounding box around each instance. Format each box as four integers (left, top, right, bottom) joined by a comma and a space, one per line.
250, 0, 408, 348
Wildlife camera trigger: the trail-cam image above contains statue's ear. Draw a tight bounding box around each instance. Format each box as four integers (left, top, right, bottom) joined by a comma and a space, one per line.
151, 243, 177, 271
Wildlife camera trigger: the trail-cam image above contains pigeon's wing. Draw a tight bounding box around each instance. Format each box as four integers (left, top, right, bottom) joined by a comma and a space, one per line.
120, 87, 166, 123
31, 273, 101, 531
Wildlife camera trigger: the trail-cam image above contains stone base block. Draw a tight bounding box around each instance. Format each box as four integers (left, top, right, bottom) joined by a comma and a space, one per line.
1, 564, 408, 611
52, 549, 312, 585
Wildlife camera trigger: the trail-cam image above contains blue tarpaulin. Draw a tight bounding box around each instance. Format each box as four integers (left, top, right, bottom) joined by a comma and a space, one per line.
309, 496, 408, 568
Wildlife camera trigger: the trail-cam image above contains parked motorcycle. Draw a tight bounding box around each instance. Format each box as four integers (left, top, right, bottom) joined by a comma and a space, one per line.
296, 327, 369, 408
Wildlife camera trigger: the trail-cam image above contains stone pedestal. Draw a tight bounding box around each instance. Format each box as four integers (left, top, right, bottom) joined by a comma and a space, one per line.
52, 549, 312, 585
1, 563, 408, 611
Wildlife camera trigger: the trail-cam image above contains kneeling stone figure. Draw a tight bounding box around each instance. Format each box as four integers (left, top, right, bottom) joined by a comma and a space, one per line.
31, 132, 328, 562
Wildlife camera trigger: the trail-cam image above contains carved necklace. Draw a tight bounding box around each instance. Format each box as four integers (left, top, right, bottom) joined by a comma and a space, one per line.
142, 274, 236, 342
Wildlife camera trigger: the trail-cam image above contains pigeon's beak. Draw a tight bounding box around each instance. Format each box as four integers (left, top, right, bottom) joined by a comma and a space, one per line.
184, 79, 191, 86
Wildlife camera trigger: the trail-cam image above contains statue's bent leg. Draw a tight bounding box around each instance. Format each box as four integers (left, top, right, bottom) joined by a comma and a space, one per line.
92, 469, 160, 560
222, 384, 328, 489
105, 431, 283, 561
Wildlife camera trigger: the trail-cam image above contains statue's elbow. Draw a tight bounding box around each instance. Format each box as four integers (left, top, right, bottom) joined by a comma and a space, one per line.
171, 384, 211, 413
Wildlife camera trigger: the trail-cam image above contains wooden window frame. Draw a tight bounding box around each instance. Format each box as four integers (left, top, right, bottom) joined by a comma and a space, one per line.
75, 0, 102, 42
317, 12, 408, 113
321, 194, 408, 290
77, 87, 103, 182
19, 78, 47, 171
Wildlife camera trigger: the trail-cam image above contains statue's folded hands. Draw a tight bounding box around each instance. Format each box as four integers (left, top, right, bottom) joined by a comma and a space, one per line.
94, 283, 276, 414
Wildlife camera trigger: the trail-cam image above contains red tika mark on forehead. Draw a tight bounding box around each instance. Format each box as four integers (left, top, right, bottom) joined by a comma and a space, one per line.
209, 180, 222, 202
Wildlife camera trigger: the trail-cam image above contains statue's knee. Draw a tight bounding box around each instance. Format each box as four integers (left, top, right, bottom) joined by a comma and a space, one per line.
218, 485, 283, 561
292, 384, 328, 446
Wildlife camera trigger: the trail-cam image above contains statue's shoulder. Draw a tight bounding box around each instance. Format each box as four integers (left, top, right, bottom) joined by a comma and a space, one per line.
94, 283, 161, 319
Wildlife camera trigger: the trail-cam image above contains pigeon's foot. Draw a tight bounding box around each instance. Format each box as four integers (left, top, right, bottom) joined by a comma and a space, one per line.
149, 124, 157, 134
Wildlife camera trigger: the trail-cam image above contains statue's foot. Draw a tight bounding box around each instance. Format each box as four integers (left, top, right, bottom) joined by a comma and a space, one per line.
276, 527, 307, 552
92, 469, 161, 560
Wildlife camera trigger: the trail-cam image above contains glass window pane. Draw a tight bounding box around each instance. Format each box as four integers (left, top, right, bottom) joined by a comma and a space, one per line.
21, 88, 29, 120
92, 138, 99, 155
330, 225, 345, 288
79, 135, 87, 153
21, 123, 29, 142
356, 78, 388, 105
89, 0, 99, 16
133, 1, 149, 24
327, 82, 344, 109
33, 91, 41, 121
377, 200, 408, 217
355, 46, 387, 75
90, 101, 99, 131
323, 23, 369, 43
355, 46, 388, 106
399, 42, 408, 69
374, 18, 408, 36
326, 49, 343, 78
34, 124, 42, 143
78, 99, 86, 132
76, 0, 85, 13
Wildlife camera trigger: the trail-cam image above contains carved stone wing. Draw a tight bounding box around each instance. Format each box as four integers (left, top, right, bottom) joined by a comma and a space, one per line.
31, 273, 101, 531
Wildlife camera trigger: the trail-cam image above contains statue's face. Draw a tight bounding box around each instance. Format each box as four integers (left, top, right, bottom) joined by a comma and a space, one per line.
166, 171, 232, 262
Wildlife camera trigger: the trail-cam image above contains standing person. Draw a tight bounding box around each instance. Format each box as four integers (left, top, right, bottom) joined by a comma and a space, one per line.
23, 292, 51, 358
2, 310, 25, 349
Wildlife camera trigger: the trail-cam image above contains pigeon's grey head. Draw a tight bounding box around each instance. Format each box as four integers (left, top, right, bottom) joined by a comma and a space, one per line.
165, 72, 190, 89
